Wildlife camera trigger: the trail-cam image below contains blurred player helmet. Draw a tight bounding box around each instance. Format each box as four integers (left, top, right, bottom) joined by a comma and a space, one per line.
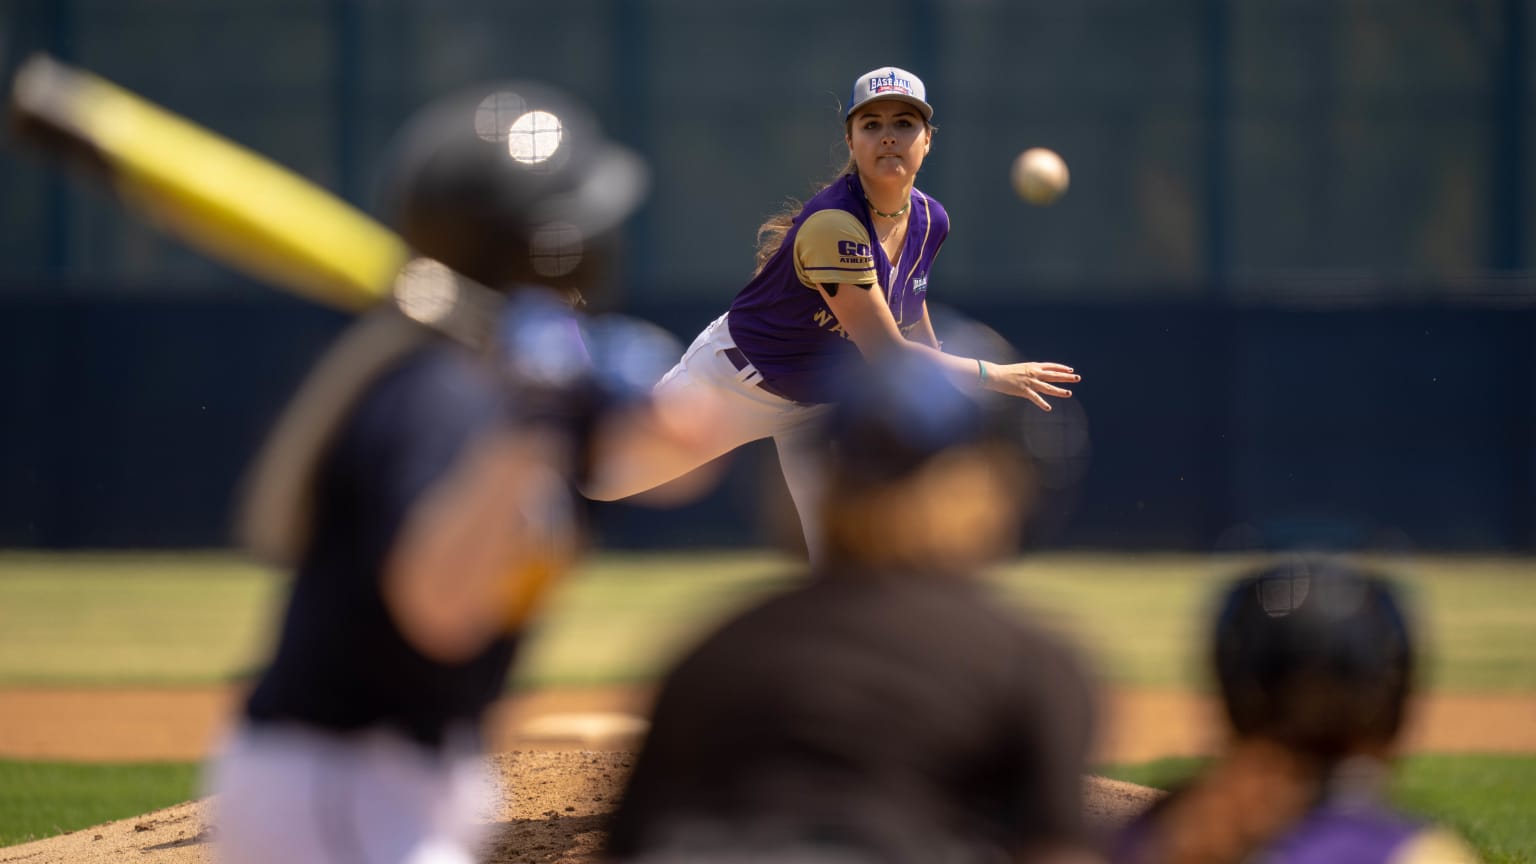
819, 354, 1033, 570
377, 81, 648, 303
1212, 560, 1416, 759
825, 352, 985, 487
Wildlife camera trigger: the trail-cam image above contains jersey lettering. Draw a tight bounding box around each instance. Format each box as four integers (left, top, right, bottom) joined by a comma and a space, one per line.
837, 240, 873, 264
811, 307, 849, 338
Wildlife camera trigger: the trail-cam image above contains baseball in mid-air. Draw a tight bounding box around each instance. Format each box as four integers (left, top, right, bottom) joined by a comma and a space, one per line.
1011, 147, 1070, 206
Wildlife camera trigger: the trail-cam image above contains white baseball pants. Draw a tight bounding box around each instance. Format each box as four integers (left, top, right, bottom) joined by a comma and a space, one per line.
206, 722, 491, 864
584, 312, 833, 559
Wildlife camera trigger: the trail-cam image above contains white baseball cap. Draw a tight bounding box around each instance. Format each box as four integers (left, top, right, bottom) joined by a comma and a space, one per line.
846, 66, 933, 122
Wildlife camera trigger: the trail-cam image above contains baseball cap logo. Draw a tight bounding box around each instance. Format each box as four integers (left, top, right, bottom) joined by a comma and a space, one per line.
869, 70, 914, 97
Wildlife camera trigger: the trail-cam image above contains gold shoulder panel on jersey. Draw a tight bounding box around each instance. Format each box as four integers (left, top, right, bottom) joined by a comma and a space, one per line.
794, 209, 877, 289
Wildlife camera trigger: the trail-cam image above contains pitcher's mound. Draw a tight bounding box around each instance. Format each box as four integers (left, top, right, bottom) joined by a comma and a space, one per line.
516, 712, 651, 749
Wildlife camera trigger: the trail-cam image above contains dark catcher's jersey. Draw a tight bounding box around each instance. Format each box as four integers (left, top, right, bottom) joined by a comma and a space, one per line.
244, 337, 518, 749
727, 173, 950, 404
605, 569, 1096, 864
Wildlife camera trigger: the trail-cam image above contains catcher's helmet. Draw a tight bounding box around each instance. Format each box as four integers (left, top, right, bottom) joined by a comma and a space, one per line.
376, 82, 648, 301
1212, 560, 1416, 758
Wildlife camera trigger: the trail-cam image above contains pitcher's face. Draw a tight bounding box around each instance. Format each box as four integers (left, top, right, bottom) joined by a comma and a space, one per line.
845, 100, 931, 186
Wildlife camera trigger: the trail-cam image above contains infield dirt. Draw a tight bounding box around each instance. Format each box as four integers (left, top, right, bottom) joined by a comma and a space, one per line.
3, 685, 1532, 764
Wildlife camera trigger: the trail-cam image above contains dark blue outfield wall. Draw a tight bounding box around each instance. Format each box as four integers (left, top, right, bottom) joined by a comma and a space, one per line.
1, 291, 1532, 552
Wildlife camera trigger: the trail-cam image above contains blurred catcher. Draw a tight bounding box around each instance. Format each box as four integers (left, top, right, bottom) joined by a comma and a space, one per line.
1110, 560, 1480, 864
202, 82, 657, 864
604, 353, 1100, 864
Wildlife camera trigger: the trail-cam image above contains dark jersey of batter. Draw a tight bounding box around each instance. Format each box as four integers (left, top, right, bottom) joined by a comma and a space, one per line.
244, 338, 518, 750
605, 568, 1096, 864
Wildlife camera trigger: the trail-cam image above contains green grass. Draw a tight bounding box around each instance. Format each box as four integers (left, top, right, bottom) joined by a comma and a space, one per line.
989, 553, 1536, 692
0, 759, 200, 847
0, 552, 282, 685
1098, 755, 1536, 864
1, 550, 1533, 691
511, 552, 805, 688
1394, 755, 1536, 864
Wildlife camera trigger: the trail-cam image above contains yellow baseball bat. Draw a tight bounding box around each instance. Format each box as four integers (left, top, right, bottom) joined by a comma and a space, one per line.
7, 53, 409, 312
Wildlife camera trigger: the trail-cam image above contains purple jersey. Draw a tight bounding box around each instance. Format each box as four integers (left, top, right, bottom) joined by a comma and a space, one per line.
727, 173, 949, 404
1112, 799, 1449, 864
1264, 807, 1424, 864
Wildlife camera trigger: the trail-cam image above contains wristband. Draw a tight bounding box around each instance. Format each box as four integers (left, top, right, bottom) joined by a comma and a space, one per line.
977, 358, 988, 385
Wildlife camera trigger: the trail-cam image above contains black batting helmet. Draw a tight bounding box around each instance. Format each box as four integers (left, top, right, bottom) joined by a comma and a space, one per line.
1212, 559, 1416, 759
376, 81, 648, 301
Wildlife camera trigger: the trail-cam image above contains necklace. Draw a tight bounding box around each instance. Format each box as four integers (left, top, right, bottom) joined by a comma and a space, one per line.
865, 195, 910, 220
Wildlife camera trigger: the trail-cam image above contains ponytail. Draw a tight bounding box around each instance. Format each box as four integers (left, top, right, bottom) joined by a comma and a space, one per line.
1134, 740, 1320, 864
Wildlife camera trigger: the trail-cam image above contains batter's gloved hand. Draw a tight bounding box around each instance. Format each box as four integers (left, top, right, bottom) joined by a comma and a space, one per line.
495, 291, 683, 488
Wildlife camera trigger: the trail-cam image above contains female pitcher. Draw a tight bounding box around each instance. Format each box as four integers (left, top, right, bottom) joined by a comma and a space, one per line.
585, 66, 1080, 558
